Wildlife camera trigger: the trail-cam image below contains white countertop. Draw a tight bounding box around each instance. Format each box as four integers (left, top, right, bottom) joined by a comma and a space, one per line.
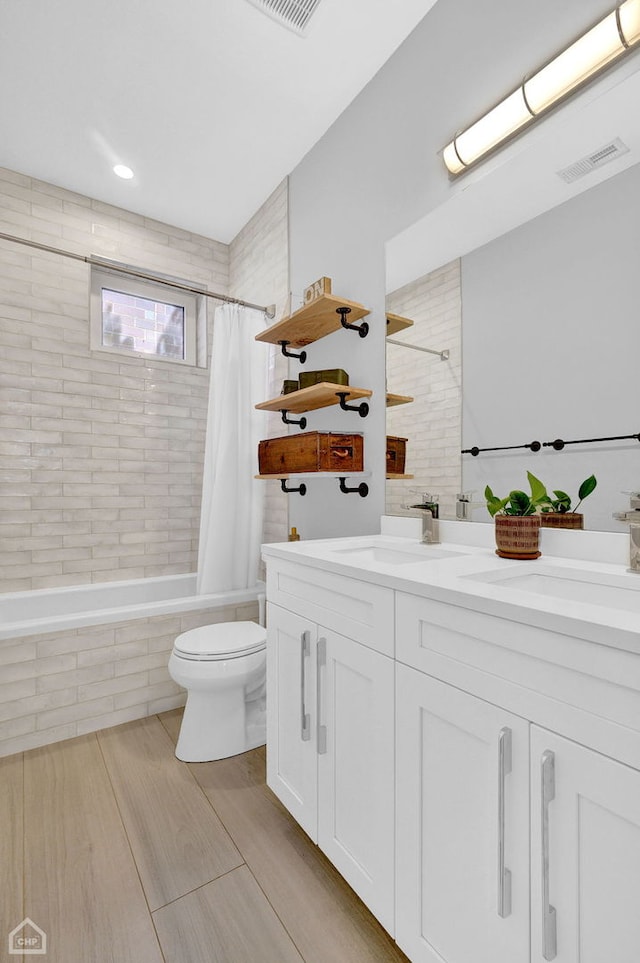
262, 518, 640, 654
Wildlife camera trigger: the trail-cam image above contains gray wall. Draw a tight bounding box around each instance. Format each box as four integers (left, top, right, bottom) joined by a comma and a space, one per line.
461, 162, 640, 532
286, 0, 618, 539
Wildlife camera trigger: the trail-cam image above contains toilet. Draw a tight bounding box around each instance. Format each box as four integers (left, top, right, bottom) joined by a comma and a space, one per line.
168, 621, 267, 763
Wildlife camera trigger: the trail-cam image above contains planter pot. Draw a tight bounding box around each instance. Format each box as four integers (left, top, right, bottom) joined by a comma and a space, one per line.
539, 512, 584, 530
495, 514, 541, 559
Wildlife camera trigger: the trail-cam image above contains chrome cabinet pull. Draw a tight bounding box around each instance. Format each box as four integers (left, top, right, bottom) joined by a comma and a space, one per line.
316, 637, 327, 755
497, 726, 512, 918
541, 750, 557, 961
300, 630, 310, 741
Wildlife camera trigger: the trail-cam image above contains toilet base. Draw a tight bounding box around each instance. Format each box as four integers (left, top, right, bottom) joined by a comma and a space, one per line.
174, 679, 266, 763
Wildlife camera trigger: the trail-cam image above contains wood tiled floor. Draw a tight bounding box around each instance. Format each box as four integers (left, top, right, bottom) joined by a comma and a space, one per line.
1, 711, 408, 963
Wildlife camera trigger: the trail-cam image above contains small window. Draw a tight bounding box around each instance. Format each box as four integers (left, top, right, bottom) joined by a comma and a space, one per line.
90, 266, 199, 365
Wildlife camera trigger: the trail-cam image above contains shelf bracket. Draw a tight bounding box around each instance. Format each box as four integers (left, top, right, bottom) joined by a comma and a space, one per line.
281, 410, 307, 430
336, 306, 369, 339
338, 477, 369, 497
280, 479, 307, 496
336, 391, 369, 418
278, 340, 307, 364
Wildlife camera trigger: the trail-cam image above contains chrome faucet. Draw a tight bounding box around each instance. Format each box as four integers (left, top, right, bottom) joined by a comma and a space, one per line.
406, 493, 440, 544
613, 492, 640, 573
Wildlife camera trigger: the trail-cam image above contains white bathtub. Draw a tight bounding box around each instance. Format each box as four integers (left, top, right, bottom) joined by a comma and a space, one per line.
0, 573, 265, 641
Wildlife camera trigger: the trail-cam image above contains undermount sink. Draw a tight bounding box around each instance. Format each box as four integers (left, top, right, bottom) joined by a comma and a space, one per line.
464, 564, 640, 613
331, 543, 463, 565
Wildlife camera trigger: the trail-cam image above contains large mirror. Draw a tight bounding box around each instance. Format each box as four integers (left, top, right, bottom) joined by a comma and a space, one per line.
384, 63, 640, 533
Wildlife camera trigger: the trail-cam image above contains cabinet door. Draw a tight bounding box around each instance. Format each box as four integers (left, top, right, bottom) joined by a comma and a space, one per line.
266, 603, 318, 840
396, 665, 530, 963
530, 726, 640, 963
317, 629, 395, 934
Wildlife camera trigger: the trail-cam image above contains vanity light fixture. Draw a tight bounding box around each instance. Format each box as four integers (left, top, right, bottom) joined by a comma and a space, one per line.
443, 0, 640, 175
113, 164, 134, 180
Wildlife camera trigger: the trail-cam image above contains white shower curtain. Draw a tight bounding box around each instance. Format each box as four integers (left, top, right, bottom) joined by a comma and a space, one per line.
196, 303, 268, 594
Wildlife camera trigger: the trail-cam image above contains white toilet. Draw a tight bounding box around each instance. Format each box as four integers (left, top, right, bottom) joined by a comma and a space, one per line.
168, 621, 267, 762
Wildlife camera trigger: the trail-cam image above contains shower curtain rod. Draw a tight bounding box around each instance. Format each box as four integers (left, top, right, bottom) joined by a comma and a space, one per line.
386, 337, 449, 361
0, 231, 276, 317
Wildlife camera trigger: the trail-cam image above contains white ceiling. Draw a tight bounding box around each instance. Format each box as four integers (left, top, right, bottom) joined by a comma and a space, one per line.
0, 0, 436, 243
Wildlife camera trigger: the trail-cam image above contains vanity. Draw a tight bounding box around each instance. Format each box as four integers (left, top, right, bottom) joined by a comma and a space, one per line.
262, 518, 640, 963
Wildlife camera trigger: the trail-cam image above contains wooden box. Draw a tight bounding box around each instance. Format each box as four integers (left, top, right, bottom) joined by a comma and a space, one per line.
386, 436, 407, 474
281, 379, 299, 394
258, 432, 364, 474
298, 368, 349, 390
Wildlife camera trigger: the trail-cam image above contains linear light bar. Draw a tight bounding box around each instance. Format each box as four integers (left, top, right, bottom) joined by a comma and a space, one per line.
443, 0, 640, 175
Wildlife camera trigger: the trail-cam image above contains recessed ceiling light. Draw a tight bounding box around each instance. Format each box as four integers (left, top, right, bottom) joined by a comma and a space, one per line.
113, 164, 134, 180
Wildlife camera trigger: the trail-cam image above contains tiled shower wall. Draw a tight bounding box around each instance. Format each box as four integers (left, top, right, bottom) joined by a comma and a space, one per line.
229, 179, 289, 546
0, 167, 290, 593
385, 259, 462, 519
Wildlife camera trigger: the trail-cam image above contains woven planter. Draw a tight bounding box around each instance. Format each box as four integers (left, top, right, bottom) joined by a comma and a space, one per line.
539, 512, 584, 530
495, 514, 541, 559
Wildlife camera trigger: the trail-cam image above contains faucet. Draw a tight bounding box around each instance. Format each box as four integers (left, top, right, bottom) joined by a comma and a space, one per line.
612, 492, 640, 573
406, 493, 440, 544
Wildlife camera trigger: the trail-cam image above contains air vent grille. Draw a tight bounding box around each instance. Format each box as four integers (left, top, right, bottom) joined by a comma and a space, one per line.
557, 138, 630, 184
245, 0, 323, 34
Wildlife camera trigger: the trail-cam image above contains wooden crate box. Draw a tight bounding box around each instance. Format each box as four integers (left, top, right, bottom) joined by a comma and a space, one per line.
259, 432, 364, 474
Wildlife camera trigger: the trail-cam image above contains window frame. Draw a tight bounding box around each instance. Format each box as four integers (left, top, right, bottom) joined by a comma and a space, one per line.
90, 265, 199, 366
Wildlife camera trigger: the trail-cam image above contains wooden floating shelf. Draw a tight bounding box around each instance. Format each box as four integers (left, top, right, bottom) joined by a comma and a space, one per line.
256, 294, 370, 349
386, 392, 414, 407
386, 312, 414, 336
386, 473, 414, 480
256, 382, 372, 415
255, 471, 371, 480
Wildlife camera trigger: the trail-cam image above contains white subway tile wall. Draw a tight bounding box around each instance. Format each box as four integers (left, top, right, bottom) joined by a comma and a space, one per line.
0, 166, 228, 592
229, 178, 290, 546
385, 260, 462, 520
0, 600, 258, 759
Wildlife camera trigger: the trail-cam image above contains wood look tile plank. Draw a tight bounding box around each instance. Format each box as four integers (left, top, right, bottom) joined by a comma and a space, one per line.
159, 729, 408, 963
98, 715, 243, 910
1, 753, 23, 945
23, 734, 163, 963
153, 864, 303, 963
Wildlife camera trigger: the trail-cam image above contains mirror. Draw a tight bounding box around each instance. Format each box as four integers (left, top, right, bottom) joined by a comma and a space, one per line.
385, 153, 640, 533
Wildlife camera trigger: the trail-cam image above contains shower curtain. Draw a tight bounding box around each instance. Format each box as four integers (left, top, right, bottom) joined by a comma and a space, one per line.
196, 303, 269, 593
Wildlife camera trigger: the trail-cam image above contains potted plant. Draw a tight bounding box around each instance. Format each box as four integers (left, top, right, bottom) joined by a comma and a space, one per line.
484, 473, 549, 559
532, 473, 597, 530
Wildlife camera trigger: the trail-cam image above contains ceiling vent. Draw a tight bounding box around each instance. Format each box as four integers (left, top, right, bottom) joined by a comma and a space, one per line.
556, 138, 630, 184
245, 0, 323, 35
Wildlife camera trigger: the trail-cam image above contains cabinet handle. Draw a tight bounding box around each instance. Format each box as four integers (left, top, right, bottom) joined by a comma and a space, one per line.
541, 750, 557, 961
300, 631, 310, 742
497, 726, 512, 918
316, 637, 327, 755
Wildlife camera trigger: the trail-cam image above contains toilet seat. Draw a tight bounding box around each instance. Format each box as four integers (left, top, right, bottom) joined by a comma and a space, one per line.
173, 621, 267, 662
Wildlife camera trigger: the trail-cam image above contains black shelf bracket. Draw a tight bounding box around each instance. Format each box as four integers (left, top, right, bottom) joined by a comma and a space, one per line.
336, 306, 369, 338
281, 410, 307, 430
278, 340, 307, 364
338, 477, 369, 497
280, 479, 307, 496
336, 391, 369, 418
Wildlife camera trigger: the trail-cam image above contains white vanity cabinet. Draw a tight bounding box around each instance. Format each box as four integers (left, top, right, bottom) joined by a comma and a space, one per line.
395, 589, 640, 963
395, 666, 530, 963
265, 559, 396, 933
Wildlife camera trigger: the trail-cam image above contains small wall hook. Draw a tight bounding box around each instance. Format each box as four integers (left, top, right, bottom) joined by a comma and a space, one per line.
281, 410, 307, 429
336, 391, 369, 418
338, 477, 369, 497
280, 479, 307, 495
278, 340, 307, 363
336, 306, 369, 338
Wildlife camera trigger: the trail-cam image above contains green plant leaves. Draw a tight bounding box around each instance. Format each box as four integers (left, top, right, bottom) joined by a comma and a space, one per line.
578, 475, 597, 501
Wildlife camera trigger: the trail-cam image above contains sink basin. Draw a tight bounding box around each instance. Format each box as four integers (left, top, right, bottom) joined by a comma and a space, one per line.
331, 543, 463, 565
465, 564, 640, 612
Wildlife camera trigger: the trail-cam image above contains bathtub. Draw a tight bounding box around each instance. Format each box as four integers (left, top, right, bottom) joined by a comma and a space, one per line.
0, 573, 265, 641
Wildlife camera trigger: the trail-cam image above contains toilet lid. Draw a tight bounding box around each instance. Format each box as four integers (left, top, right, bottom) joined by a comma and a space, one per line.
173, 621, 267, 660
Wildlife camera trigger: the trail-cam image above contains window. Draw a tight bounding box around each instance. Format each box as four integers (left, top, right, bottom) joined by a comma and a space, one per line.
90, 265, 200, 365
